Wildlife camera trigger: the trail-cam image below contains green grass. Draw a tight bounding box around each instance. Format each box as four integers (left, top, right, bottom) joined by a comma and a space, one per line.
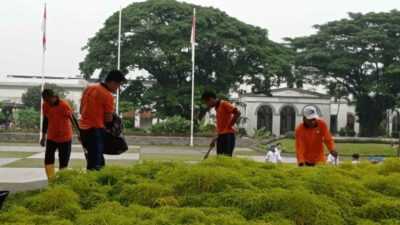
2, 158, 400, 225
268, 139, 398, 156
0, 151, 35, 158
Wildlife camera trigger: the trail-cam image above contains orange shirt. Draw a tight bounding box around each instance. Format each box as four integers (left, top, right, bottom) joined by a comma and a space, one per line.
79, 84, 114, 129
43, 99, 73, 143
216, 100, 238, 135
295, 119, 335, 164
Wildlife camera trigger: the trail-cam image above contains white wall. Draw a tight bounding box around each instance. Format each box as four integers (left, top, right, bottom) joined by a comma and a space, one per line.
242, 96, 332, 136
330, 102, 359, 135
0, 85, 84, 111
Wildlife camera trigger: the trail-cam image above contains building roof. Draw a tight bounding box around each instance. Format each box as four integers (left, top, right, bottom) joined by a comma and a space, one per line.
241, 88, 331, 99
0, 74, 88, 89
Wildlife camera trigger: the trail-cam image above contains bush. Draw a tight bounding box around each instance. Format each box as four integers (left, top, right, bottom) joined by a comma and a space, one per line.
15, 108, 40, 130
150, 116, 190, 135
123, 118, 134, 129
358, 199, 400, 221
339, 127, 356, 137
198, 123, 216, 134
253, 128, 271, 140
2, 158, 400, 225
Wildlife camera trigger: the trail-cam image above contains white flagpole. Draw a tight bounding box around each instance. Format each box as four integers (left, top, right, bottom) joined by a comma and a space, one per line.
116, 6, 122, 115
190, 8, 196, 147
39, 2, 47, 141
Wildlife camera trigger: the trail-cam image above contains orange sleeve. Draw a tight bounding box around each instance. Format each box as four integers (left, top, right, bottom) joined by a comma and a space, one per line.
321, 121, 335, 151
295, 127, 305, 164
103, 93, 115, 113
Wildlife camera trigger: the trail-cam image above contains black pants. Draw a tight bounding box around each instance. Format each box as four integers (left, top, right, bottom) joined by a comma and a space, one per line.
45, 140, 72, 169
217, 133, 236, 157
80, 128, 105, 171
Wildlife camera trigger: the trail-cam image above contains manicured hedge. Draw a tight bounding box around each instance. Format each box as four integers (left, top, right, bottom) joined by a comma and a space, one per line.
1, 158, 400, 225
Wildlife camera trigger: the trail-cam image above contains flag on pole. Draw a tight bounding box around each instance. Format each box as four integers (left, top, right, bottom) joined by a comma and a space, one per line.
42, 3, 47, 52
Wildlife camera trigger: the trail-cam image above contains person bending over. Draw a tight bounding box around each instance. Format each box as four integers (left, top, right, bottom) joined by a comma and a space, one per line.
40, 89, 73, 179
201, 91, 241, 157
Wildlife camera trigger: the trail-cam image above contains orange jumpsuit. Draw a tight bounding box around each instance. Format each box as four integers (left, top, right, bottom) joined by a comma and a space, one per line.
295, 119, 335, 165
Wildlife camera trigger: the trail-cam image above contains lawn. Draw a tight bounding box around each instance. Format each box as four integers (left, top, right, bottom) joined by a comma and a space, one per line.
2, 158, 400, 225
0, 151, 35, 158
267, 139, 398, 157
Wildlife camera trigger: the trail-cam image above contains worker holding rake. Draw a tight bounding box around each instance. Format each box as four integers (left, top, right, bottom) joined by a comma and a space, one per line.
202, 91, 241, 158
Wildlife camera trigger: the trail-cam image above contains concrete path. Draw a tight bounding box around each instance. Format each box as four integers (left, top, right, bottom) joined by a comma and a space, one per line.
0, 168, 47, 183
28, 152, 140, 160
0, 146, 43, 153
0, 158, 20, 166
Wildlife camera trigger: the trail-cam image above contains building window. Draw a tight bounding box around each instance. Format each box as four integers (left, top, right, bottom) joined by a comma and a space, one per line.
392, 112, 400, 137
346, 113, 355, 130
280, 106, 296, 135
257, 105, 273, 133
330, 115, 338, 134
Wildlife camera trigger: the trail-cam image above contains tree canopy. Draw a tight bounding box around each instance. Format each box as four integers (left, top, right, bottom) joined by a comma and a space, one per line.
289, 10, 400, 136
80, 0, 292, 119
21, 84, 68, 111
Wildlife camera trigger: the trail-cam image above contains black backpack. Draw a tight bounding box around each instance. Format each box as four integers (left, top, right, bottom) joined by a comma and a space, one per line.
103, 113, 128, 155
71, 113, 128, 155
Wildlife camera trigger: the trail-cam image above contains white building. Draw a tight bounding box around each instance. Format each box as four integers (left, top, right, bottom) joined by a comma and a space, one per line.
238, 88, 360, 136
0, 74, 88, 107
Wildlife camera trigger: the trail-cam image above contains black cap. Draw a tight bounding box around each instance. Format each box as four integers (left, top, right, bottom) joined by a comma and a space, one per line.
105, 70, 127, 83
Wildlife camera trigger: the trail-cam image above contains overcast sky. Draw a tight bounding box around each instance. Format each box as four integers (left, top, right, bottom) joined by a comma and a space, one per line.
0, 0, 398, 76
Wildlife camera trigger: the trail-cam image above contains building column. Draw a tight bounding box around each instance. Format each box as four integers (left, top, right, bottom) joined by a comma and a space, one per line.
272, 113, 280, 136
295, 115, 303, 129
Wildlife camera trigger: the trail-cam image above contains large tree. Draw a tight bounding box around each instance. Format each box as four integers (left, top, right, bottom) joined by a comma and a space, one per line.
289, 10, 400, 137
21, 84, 68, 111
80, 0, 291, 119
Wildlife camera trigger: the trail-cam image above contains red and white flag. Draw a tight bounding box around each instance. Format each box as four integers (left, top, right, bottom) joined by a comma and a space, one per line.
42, 3, 47, 52
190, 8, 196, 46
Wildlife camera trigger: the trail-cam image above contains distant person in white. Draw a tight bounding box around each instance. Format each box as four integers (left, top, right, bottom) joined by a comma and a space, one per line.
265, 145, 282, 164
327, 153, 339, 165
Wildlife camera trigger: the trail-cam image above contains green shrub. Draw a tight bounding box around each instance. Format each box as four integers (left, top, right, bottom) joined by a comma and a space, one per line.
24, 186, 80, 221
358, 199, 400, 221
15, 108, 40, 130
253, 128, 271, 140
379, 158, 400, 175
119, 182, 173, 207
150, 116, 190, 135
123, 118, 134, 129
364, 174, 400, 197
2, 158, 400, 225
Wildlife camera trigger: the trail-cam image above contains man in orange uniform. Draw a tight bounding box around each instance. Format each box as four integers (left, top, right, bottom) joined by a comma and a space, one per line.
295, 106, 338, 166
202, 91, 241, 156
79, 70, 126, 170
40, 89, 73, 179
